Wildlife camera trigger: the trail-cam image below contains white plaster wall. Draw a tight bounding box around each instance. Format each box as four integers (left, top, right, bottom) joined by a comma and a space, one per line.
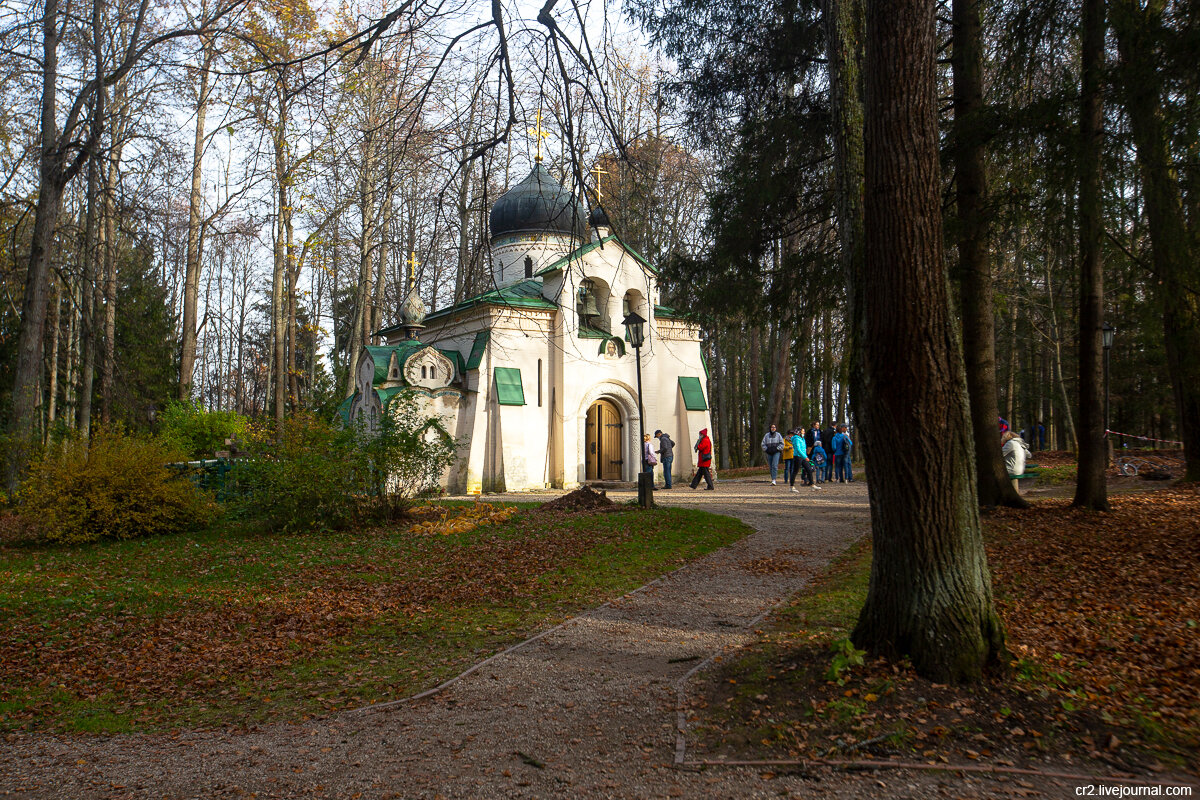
491, 234, 579, 288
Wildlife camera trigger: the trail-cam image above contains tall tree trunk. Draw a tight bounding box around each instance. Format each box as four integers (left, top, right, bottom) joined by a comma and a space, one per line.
271, 126, 289, 426
179, 37, 214, 401
1073, 0, 1109, 508
455, 158, 473, 304
767, 323, 790, 427
46, 278, 62, 431
100, 143, 122, 425
748, 324, 763, 465
1043, 254, 1079, 449
951, 0, 1026, 508
344, 132, 378, 399
824, 0, 867, 439
287, 211, 300, 408
272, 191, 287, 425
715, 337, 731, 469
851, 0, 1005, 682
64, 277, 81, 427
76, 154, 102, 438
1112, 0, 1200, 482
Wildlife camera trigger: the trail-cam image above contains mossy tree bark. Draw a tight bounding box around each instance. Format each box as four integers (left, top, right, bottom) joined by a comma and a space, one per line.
850, 0, 1006, 682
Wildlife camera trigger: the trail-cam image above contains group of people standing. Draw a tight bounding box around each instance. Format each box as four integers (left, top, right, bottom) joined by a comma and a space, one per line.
641, 428, 716, 490
639, 423, 851, 494
761, 421, 854, 492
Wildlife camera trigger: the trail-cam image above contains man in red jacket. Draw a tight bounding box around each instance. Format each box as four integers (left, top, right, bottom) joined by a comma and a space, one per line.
689, 428, 715, 490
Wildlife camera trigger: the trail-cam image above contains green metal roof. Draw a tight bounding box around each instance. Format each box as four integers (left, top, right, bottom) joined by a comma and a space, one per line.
655, 304, 685, 319
679, 376, 708, 411
494, 367, 526, 406
404, 279, 557, 328
335, 394, 354, 425
466, 330, 491, 370
362, 341, 466, 386
535, 234, 658, 276
363, 345, 397, 383
577, 324, 610, 339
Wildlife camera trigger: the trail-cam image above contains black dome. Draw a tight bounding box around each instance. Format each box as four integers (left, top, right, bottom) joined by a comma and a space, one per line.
588, 204, 612, 230
489, 164, 587, 240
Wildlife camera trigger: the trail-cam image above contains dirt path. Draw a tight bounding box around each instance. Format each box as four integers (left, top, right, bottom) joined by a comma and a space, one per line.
2, 479, 1162, 798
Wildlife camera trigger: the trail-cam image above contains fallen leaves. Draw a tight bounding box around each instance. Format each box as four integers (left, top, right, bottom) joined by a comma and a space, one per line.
987, 486, 1200, 743
0, 504, 745, 732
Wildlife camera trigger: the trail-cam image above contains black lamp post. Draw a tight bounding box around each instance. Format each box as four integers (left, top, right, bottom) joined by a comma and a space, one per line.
623, 310, 653, 508
1102, 322, 1115, 462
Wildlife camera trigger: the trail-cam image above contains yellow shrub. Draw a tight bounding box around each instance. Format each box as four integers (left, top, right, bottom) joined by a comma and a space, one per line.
20, 430, 219, 544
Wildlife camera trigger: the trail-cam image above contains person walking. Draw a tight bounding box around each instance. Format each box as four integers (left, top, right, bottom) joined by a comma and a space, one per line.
781, 430, 795, 485
690, 428, 715, 490
832, 424, 854, 482
788, 429, 807, 493
655, 429, 675, 489
761, 424, 785, 485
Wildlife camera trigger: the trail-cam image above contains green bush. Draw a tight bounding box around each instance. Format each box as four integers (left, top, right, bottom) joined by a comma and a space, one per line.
157, 401, 249, 460
228, 400, 454, 534
20, 429, 219, 544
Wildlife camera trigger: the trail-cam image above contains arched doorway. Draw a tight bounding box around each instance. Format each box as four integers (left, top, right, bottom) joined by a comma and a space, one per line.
585, 398, 624, 480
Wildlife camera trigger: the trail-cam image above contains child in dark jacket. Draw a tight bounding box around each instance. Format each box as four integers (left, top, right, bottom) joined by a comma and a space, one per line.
811, 441, 827, 485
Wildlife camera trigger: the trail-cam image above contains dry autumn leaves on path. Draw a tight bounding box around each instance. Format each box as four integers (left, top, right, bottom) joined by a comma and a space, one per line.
693, 484, 1200, 775
0, 501, 749, 732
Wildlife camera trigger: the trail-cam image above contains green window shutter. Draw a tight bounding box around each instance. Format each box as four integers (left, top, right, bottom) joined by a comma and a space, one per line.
494, 367, 526, 406
678, 376, 708, 410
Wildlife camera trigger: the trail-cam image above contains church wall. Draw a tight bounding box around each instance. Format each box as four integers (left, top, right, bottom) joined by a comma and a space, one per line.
486, 313, 554, 491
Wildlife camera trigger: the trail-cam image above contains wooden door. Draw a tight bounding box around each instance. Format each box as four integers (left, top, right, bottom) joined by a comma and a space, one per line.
586, 402, 600, 479
586, 399, 623, 480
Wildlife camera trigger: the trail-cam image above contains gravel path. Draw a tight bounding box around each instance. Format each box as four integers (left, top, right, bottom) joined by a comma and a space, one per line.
0, 479, 1143, 798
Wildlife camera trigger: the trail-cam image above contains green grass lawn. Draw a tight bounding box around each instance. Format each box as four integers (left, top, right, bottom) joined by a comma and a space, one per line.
0, 503, 750, 733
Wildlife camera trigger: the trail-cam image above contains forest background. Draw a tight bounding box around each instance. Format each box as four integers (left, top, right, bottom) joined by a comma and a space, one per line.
0, 0, 1194, 486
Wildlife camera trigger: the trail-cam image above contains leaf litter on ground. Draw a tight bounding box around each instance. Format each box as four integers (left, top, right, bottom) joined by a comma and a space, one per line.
691, 484, 1200, 777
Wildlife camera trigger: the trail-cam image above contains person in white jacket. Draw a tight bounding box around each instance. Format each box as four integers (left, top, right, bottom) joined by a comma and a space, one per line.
1001, 430, 1032, 492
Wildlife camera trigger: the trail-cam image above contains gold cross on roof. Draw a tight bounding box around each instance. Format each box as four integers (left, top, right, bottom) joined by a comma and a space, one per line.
591, 163, 608, 202
407, 251, 420, 290
528, 109, 549, 162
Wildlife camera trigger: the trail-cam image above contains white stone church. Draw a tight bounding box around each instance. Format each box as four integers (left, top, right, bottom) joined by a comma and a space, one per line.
339, 160, 712, 494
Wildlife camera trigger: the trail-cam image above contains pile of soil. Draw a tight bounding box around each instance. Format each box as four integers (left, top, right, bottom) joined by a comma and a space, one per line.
537, 485, 616, 514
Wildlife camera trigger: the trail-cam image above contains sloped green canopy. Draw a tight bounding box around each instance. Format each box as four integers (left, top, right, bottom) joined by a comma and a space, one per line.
494, 367, 526, 406
678, 376, 708, 411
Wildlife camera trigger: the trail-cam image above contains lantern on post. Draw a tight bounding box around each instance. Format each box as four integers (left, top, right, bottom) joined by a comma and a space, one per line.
623, 311, 653, 508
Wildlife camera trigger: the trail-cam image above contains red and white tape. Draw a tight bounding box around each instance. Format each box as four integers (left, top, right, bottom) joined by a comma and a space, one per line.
1105, 429, 1183, 446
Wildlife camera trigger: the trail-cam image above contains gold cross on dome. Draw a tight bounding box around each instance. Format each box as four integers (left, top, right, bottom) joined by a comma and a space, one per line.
407, 251, 420, 289
528, 109, 549, 162
591, 163, 608, 202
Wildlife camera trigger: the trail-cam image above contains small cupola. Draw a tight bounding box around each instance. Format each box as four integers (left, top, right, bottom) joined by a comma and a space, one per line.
398, 282, 426, 341
588, 204, 613, 239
